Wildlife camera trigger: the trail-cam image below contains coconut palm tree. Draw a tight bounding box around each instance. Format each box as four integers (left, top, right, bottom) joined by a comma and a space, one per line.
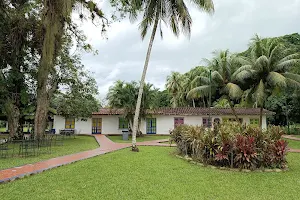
128, 0, 214, 151
234, 35, 300, 128
166, 72, 183, 107
187, 50, 243, 120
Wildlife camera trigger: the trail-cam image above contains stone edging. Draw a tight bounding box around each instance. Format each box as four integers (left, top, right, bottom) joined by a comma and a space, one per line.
175, 155, 288, 173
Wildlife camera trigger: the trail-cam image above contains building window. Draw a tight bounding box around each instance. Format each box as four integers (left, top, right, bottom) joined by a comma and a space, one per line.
223, 118, 243, 123
203, 118, 212, 128
146, 118, 156, 134
250, 118, 259, 126
119, 117, 128, 129
65, 118, 75, 129
174, 117, 184, 128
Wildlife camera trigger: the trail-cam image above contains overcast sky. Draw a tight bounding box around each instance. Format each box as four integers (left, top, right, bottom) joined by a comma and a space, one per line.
75, 0, 300, 100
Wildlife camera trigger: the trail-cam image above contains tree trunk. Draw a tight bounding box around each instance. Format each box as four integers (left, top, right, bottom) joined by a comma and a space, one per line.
227, 97, 239, 122
259, 106, 263, 130
4, 101, 20, 138
132, 13, 159, 152
34, 0, 68, 139
192, 99, 195, 108
203, 98, 206, 108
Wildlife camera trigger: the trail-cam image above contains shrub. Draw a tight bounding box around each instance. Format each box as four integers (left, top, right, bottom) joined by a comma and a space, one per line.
171, 123, 288, 170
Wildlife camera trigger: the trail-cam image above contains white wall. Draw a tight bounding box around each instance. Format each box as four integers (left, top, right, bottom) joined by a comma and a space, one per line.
53, 115, 65, 133
53, 114, 267, 135
75, 118, 92, 134
53, 116, 92, 134
92, 115, 123, 135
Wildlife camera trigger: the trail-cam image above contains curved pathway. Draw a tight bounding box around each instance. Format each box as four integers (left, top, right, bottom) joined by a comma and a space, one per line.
282, 135, 300, 153
0, 135, 172, 183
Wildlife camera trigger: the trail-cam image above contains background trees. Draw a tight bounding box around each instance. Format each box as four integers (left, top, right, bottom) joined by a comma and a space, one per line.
164, 33, 300, 128
107, 81, 158, 135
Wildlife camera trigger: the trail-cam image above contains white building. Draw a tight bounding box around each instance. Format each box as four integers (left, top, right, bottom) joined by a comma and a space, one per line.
53, 108, 274, 135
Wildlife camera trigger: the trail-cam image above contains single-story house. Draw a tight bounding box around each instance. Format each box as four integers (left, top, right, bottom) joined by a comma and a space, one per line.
53, 107, 274, 135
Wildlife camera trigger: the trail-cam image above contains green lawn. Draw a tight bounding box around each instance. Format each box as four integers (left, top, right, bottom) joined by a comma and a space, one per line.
0, 136, 99, 170
285, 139, 300, 149
0, 127, 6, 132
1, 146, 300, 200
107, 135, 170, 143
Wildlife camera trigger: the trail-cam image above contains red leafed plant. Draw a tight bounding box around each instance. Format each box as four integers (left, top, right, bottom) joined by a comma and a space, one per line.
234, 135, 258, 169
215, 141, 232, 166
273, 140, 288, 168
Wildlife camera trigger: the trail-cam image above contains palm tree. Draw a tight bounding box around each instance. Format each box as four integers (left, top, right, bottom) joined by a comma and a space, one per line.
183, 66, 209, 107
128, 0, 214, 151
107, 81, 157, 135
166, 72, 183, 107
234, 35, 300, 128
187, 50, 243, 120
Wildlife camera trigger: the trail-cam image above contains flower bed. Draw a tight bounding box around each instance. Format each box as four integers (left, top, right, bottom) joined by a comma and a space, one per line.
170, 123, 288, 170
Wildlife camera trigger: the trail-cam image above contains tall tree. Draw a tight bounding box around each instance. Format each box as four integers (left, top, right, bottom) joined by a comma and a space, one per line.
235, 35, 300, 128
0, 0, 39, 138
34, 0, 107, 138
127, 0, 214, 151
187, 50, 243, 120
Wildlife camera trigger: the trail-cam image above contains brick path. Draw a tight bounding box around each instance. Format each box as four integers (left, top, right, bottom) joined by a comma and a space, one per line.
282, 135, 300, 153
0, 135, 172, 183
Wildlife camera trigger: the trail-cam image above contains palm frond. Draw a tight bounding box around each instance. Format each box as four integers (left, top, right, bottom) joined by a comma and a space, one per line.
222, 83, 243, 100
283, 72, 300, 83
274, 59, 300, 72
266, 72, 287, 88
190, 0, 214, 14
187, 85, 210, 99
211, 71, 223, 83
191, 75, 210, 87
254, 55, 268, 71
285, 78, 300, 89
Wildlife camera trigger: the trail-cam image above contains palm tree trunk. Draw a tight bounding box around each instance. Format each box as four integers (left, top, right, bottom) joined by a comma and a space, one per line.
192, 99, 195, 108
227, 97, 239, 122
132, 13, 159, 151
259, 106, 263, 129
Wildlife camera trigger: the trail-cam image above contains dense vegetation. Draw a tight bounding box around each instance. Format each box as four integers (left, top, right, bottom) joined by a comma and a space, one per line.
165, 33, 300, 127
171, 123, 288, 170
0, 0, 106, 138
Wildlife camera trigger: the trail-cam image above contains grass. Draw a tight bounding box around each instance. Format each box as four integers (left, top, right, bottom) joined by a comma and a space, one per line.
107, 135, 170, 143
285, 139, 300, 149
1, 146, 300, 200
0, 127, 6, 132
0, 136, 99, 170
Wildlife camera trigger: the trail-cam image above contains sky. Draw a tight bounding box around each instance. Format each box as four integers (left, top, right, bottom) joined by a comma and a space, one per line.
75, 0, 300, 100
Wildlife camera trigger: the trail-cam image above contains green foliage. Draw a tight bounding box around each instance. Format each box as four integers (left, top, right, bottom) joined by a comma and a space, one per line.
171, 123, 288, 169
107, 81, 158, 132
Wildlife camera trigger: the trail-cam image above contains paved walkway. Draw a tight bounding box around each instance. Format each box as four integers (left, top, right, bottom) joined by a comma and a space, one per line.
0, 135, 172, 183
282, 135, 300, 153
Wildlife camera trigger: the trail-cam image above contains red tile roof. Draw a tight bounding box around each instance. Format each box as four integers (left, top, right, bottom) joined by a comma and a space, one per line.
92, 107, 274, 116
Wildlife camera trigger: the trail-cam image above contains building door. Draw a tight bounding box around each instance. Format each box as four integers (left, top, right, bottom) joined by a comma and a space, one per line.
146, 118, 156, 134
92, 118, 102, 134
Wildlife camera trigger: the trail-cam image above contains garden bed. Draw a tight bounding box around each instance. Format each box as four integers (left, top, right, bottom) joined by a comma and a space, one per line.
171, 123, 288, 171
